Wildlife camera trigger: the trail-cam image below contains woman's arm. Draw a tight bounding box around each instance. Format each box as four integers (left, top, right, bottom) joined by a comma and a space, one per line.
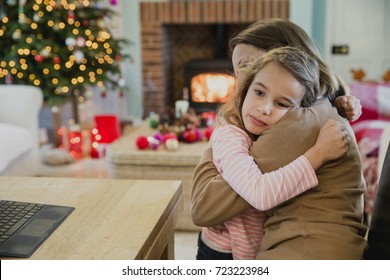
191, 144, 251, 227
212, 125, 318, 210
191, 99, 349, 227
212, 121, 347, 210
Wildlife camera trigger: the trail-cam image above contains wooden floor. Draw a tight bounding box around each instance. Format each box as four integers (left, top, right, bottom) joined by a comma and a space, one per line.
40, 157, 198, 260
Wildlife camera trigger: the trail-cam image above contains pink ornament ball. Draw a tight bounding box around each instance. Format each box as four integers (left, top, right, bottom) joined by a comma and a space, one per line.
135, 135, 149, 150
194, 128, 203, 141
147, 136, 160, 150
153, 132, 164, 143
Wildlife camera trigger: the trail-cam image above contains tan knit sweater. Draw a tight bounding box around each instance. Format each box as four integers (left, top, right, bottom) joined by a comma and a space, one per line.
191, 99, 367, 259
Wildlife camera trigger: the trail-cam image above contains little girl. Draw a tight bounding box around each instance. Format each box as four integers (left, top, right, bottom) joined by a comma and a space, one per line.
197, 47, 350, 259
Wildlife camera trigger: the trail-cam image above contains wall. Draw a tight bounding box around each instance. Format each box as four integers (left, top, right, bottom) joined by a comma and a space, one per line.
119, 0, 144, 121
289, 0, 313, 36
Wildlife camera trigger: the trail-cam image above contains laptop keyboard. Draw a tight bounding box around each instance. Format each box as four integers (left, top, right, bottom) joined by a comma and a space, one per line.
0, 200, 44, 246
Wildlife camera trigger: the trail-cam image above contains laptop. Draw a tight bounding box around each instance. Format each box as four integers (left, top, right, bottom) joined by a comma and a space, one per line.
0, 199, 75, 258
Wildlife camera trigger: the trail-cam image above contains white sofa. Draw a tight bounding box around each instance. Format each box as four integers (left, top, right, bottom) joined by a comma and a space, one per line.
0, 85, 43, 176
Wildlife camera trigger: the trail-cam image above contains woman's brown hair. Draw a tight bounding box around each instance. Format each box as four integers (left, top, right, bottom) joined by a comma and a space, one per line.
229, 18, 349, 102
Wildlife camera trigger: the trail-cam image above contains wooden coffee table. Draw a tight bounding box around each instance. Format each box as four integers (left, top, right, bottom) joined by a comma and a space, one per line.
106, 123, 209, 231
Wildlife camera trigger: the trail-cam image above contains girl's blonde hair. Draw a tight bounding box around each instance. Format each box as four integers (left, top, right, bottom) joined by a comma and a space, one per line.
219, 46, 320, 139
229, 18, 349, 101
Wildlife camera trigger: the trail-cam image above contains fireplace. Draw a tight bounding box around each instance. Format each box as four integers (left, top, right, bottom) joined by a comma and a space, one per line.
140, 0, 290, 118
185, 59, 235, 113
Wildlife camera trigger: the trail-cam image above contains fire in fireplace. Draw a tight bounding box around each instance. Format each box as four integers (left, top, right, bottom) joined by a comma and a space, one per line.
185, 58, 235, 114
183, 24, 238, 114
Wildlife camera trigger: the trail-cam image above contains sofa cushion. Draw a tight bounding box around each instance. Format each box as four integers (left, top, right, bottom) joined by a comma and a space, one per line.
0, 123, 34, 173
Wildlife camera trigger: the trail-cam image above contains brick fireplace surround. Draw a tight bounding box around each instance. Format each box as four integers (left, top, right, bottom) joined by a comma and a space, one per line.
140, 0, 289, 118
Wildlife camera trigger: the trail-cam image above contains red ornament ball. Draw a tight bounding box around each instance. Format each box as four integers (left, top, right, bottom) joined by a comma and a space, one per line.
204, 126, 214, 141
135, 135, 149, 150
163, 132, 178, 143
53, 56, 61, 64
183, 129, 197, 143
34, 54, 44, 62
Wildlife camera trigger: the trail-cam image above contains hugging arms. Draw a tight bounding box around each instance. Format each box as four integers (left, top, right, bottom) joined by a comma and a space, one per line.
191, 100, 367, 259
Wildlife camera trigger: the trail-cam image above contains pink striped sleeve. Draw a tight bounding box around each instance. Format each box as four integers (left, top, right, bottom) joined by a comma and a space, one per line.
212, 125, 318, 210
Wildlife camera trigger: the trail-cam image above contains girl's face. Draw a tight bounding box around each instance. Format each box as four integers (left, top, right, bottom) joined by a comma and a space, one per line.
242, 62, 305, 136
232, 44, 266, 77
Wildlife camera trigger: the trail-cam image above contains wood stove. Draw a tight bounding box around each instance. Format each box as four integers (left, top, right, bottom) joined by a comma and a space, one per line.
184, 59, 235, 113
183, 24, 237, 114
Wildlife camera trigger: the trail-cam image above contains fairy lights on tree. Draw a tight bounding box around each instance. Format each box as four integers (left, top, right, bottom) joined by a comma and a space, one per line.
0, 0, 129, 108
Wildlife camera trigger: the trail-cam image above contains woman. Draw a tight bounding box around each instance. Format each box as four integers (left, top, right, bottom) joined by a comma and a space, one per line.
230, 19, 361, 120
191, 19, 367, 259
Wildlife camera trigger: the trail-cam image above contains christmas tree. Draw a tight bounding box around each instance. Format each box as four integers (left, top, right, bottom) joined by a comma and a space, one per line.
0, 0, 129, 108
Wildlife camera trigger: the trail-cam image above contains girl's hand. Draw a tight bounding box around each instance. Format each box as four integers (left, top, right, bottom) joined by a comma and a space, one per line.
334, 95, 362, 122
304, 119, 349, 170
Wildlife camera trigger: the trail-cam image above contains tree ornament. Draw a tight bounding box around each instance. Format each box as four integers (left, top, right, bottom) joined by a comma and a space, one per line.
12, 29, 22, 40
76, 37, 86, 47
18, 13, 26, 24
53, 56, 61, 64
135, 135, 149, 150
165, 138, 179, 151
149, 116, 159, 129
68, 10, 75, 20
34, 54, 44, 62
163, 132, 178, 144
53, 23, 60, 31
40, 48, 50, 58
96, 19, 105, 29
100, 91, 107, 98
33, 13, 40, 22
147, 136, 160, 150
118, 77, 126, 87
194, 128, 203, 141
73, 50, 85, 63
153, 132, 164, 143
204, 126, 214, 141
65, 37, 76, 47
110, 0, 118, 5
182, 129, 197, 143
115, 54, 122, 62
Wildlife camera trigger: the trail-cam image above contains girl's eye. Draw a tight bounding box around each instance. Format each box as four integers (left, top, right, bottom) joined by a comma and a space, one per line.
275, 102, 290, 108
254, 89, 264, 96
